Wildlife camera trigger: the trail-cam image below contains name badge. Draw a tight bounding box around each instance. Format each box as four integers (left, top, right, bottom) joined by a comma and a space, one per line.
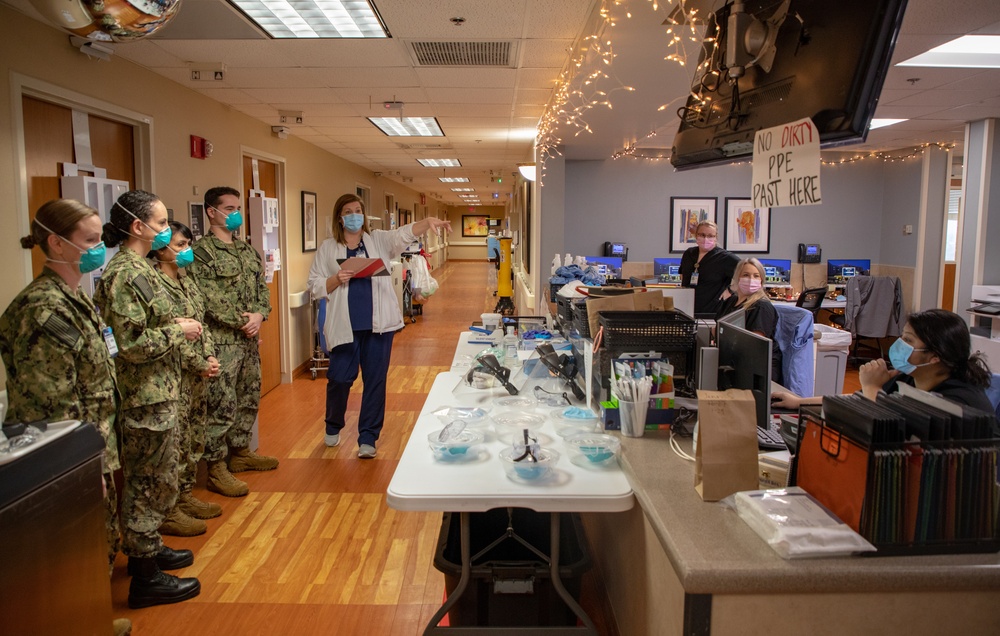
103, 326, 119, 358
690, 271, 699, 286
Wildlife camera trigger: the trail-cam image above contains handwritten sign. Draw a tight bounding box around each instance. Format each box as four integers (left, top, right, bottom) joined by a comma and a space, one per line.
751, 117, 822, 208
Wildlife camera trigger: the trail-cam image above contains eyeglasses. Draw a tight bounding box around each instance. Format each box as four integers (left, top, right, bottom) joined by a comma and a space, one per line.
696, 233, 716, 239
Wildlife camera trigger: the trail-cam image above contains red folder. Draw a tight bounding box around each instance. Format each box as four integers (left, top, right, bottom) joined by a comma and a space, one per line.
337, 257, 388, 277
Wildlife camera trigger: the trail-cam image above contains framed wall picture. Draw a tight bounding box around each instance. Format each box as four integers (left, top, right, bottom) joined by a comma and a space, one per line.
724, 198, 771, 253
188, 202, 205, 240
461, 214, 489, 237
669, 197, 717, 253
302, 191, 317, 252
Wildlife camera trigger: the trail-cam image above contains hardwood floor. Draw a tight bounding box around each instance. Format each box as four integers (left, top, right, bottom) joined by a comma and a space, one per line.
110, 261, 614, 635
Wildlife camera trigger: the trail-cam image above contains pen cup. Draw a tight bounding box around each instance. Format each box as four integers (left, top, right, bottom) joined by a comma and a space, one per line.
617, 397, 646, 438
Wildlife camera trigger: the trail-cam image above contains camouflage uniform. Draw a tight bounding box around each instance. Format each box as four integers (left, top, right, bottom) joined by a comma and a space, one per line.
93, 247, 186, 559
188, 234, 270, 461
0, 267, 122, 570
152, 268, 215, 494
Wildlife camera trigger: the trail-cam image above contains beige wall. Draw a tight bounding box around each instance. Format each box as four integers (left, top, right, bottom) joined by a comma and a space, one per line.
0, 6, 436, 384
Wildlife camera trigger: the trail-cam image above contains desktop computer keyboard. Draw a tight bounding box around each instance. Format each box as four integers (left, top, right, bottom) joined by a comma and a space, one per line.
758, 426, 786, 450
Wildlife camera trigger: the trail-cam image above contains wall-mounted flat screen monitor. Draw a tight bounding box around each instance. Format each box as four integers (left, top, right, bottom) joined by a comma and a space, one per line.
758, 258, 792, 286
670, 0, 907, 170
827, 259, 871, 283
584, 256, 623, 279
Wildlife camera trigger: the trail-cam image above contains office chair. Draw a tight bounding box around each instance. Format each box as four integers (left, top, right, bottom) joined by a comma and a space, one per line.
795, 287, 827, 319
829, 276, 902, 366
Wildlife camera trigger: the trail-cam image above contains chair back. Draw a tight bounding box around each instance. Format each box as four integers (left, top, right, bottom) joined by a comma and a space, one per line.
796, 287, 827, 317
773, 304, 815, 397
987, 373, 1000, 420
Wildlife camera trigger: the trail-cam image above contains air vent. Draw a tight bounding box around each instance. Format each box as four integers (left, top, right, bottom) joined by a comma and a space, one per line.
408, 41, 515, 67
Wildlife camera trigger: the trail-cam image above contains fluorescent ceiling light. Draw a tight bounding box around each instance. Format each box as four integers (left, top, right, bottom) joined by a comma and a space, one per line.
518, 164, 536, 181
368, 117, 444, 137
459, 194, 478, 198
451, 187, 474, 192
417, 158, 461, 167
869, 118, 907, 130
898, 35, 1000, 68
439, 177, 469, 183
228, 0, 389, 39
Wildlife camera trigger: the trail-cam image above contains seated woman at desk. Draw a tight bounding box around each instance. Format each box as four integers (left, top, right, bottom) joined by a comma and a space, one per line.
716, 257, 781, 382
679, 220, 739, 316
774, 309, 994, 413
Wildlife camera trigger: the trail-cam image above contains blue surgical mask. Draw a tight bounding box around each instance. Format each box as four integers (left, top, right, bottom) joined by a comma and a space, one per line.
116, 201, 171, 249
174, 247, 194, 268
888, 338, 931, 374
34, 218, 106, 274
342, 213, 365, 232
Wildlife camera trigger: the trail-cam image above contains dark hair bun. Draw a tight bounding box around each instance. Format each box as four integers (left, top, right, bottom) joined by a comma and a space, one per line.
20, 235, 36, 249
102, 221, 125, 248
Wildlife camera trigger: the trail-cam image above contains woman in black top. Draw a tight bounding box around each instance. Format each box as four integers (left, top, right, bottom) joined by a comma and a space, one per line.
679, 220, 740, 316
775, 309, 994, 415
861, 308, 994, 412
715, 257, 782, 382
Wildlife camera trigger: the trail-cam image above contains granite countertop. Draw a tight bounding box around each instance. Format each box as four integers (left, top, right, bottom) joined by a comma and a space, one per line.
617, 430, 1000, 595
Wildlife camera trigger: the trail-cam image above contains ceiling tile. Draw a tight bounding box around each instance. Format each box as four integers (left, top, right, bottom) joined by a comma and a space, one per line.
242, 88, 345, 103
318, 67, 422, 88
278, 40, 413, 67
523, 0, 594, 39
330, 87, 430, 104
520, 39, 575, 68
378, 1, 528, 39
428, 87, 514, 104
150, 40, 297, 67
415, 67, 517, 88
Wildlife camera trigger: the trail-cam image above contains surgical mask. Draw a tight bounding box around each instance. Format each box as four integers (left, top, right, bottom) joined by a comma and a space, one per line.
738, 277, 762, 295
696, 236, 716, 250
34, 219, 106, 274
174, 247, 194, 268
342, 213, 365, 232
888, 339, 932, 375
116, 201, 171, 250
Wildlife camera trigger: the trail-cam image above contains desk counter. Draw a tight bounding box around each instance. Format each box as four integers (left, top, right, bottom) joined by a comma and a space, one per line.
583, 431, 1000, 635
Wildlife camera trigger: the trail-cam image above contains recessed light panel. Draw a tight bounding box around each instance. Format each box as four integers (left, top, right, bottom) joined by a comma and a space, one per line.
451, 187, 474, 192
368, 117, 444, 137
417, 158, 461, 167
869, 118, 907, 130
898, 35, 1000, 68
229, 0, 389, 39
439, 177, 470, 183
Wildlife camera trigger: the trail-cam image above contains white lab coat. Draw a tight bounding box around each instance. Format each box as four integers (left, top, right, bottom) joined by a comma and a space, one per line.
307, 225, 417, 350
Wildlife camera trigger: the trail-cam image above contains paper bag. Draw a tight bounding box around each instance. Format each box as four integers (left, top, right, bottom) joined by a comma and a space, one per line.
586, 291, 675, 338
694, 389, 760, 501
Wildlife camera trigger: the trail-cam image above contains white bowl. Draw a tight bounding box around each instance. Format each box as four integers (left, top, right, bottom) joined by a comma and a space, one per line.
551, 407, 602, 437
494, 395, 538, 411
432, 406, 491, 428
427, 428, 485, 462
564, 432, 621, 468
499, 446, 558, 482
492, 412, 546, 437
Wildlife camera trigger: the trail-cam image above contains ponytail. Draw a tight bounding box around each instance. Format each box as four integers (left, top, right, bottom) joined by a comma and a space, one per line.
24, 199, 98, 255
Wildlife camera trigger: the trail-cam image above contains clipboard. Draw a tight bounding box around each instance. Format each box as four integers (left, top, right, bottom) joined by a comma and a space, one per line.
337, 257, 388, 277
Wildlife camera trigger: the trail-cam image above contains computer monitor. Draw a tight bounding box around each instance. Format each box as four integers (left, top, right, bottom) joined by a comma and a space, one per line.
583, 256, 623, 279
717, 309, 772, 431
653, 257, 681, 275
758, 258, 792, 286
827, 259, 872, 283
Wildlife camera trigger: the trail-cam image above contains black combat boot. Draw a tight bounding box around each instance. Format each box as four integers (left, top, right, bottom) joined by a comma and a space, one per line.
127, 556, 201, 609
127, 545, 193, 574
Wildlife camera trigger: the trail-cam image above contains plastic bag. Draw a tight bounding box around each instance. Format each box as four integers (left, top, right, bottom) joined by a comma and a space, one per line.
722, 487, 876, 559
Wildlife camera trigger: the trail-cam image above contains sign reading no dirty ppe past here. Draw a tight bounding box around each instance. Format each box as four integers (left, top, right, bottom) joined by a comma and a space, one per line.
752, 117, 822, 209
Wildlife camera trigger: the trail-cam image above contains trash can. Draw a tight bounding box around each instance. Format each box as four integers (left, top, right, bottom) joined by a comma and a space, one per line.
433, 508, 592, 627
814, 324, 851, 395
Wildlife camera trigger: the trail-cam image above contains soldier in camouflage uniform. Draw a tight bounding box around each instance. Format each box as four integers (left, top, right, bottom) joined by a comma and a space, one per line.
151, 221, 222, 536
188, 186, 278, 498
93, 190, 202, 609
0, 199, 132, 636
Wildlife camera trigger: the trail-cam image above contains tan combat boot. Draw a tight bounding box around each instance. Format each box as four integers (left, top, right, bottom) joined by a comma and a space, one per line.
159, 506, 207, 537
177, 491, 223, 519
206, 459, 250, 497
113, 618, 132, 636
228, 446, 279, 472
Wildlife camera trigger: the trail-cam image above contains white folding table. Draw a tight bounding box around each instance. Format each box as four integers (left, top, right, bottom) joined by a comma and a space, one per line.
387, 344, 634, 635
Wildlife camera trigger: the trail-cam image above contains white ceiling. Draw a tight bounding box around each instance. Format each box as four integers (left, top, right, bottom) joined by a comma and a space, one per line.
6, 0, 1000, 204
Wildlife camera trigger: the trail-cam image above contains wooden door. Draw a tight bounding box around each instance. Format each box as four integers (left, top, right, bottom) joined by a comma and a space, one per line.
241, 156, 282, 396
22, 95, 135, 278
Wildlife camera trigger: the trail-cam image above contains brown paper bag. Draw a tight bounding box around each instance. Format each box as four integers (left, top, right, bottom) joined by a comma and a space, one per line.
694, 389, 760, 501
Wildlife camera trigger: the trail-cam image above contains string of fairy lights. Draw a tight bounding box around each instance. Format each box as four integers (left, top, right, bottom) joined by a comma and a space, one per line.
536, 1, 959, 175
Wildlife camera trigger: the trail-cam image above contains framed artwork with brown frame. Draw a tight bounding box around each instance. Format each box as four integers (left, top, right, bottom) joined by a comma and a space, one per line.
302, 190, 317, 252
461, 214, 489, 237
724, 197, 771, 253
